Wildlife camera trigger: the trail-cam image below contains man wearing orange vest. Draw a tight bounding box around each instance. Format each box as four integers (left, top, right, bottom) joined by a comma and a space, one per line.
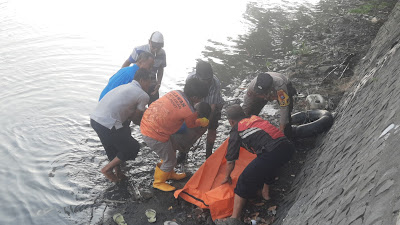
221, 104, 295, 223
141, 78, 211, 191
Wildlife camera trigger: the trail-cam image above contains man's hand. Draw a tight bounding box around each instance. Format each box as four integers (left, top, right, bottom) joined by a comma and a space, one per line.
221, 176, 232, 185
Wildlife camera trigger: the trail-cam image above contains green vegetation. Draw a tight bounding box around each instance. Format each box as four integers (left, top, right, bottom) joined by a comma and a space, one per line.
289, 42, 312, 56
265, 60, 273, 70
349, 1, 390, 14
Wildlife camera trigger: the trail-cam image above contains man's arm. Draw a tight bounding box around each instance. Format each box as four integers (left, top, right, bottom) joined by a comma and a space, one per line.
221, 124, 241, 184
130, 93, 150, 125
276, 88, 290, 132
130, 110, 145, 125
121, 58, 131, 68
221, 161, 235, 185
151, 67, 164, 95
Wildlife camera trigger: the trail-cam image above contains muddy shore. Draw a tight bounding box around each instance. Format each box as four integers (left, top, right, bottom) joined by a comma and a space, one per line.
97, 1, 397, 224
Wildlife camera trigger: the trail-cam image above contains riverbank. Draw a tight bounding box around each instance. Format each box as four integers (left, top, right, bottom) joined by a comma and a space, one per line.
99, 0, 398, 224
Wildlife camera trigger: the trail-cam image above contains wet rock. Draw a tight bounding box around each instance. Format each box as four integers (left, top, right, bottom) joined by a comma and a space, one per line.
317, 65, 333, 74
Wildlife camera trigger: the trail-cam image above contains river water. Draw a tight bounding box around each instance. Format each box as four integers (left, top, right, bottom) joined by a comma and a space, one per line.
0, 0, 318, 224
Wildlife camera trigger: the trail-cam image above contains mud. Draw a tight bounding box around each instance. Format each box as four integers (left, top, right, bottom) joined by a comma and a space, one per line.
96, 0, 398, 224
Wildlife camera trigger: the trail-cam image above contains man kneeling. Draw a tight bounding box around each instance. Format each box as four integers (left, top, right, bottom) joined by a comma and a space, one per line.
221, 104, 295, 222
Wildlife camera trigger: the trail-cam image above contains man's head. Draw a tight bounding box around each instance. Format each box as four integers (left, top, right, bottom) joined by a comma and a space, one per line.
194, 102, 212, 119
136, 52, 155, 70
226, 104, 246, 126
254, 73, 273, 94
148, 31, 164, 54
195, 61, 213, 86
134, 68, 151, 93
184, 77, 209, 104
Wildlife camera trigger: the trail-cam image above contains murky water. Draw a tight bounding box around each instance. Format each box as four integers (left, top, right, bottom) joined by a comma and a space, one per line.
0, 0, 318, 224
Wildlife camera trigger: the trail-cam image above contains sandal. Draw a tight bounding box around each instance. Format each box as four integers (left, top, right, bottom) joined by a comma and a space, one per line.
145, 209, 157, 223
112, 213, 127, 225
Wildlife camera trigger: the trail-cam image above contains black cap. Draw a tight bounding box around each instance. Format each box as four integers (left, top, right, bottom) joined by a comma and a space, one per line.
195, 61, 213, 80
254, 73, 273, 93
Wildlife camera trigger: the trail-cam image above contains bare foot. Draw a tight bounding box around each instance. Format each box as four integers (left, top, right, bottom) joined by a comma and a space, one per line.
115, 168, 127, 180
101, 168, 120, 182
262, 184, 271, 201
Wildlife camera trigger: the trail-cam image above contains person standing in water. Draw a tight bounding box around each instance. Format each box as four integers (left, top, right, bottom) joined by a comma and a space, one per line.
140, 78, 211, 191
122, 31, 166, 105
90, 69, 151, 182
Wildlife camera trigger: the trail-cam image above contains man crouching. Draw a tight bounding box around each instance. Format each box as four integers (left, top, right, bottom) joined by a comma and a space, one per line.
221, 104, 295, 222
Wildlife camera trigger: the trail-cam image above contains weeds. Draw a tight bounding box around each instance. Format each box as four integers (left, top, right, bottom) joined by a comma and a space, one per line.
289, 42, 312, 56
349, 0, 390, 14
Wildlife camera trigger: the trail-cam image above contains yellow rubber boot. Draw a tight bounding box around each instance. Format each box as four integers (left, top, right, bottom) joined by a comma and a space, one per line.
168, 171, 186, 180
157, 162, 186, 180
153, 165, 176, 192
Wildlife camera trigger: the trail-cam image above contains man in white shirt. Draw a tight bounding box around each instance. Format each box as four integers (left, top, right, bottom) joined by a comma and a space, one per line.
90, 69, 151, 182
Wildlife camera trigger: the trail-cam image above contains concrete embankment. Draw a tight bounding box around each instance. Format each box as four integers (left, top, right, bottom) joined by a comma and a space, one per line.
277, 2, 400, 225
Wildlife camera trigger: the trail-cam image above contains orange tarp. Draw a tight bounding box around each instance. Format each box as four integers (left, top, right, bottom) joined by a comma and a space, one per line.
174, 139, 256, 220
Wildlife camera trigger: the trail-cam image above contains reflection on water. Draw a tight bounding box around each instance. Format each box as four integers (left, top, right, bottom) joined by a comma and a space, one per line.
204, 1, 317, 86
0, 0, 318, 224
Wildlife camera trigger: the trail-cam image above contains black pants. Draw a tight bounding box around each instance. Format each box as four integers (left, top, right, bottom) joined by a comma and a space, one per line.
234, 141, 295, 199
90, 119, 140, 162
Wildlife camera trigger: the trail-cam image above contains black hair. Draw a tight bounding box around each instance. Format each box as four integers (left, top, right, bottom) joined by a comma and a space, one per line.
133, 68, 151, 81
184, 77, 209, 99
195, 102, 212, 118
137, 51, 155, 62
195, 60, 213, 80
226, 104, 246, 121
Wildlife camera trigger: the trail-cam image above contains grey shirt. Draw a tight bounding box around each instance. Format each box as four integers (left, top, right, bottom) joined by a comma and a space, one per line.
186, 72, 225, 106
247, 72, 290, 127
90, 80, 149, 130
129, 44, 166, 81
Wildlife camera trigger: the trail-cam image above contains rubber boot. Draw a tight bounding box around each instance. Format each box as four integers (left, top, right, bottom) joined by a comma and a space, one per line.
156, 162, 186, 181
168, 170, 186, 180
153, 165, 176, 192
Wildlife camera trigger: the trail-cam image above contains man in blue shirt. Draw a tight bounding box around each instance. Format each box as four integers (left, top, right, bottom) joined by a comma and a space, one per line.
99, 52, 154, 100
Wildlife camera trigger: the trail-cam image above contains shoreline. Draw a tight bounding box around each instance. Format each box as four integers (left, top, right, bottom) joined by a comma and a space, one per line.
98, 1, 398, 224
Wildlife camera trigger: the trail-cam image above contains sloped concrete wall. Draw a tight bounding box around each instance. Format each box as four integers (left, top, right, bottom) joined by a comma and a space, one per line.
279, 2, 400, 225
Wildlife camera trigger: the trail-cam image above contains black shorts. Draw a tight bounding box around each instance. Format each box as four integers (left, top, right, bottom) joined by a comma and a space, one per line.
208, 109, 222, 130
234, 140, 295, 199
90, 119, 140, 162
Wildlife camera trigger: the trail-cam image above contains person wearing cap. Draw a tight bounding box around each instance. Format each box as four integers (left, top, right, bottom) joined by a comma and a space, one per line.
99, 52, 154, 101
242, 72, 296, 138
140, 78, 211, 191
90, 69, 152, 182
181, 61, 225, 159
122, 31, 166, 104
221, 104, 295, 223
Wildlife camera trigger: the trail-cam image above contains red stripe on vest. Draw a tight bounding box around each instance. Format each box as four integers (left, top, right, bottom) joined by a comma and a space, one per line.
238, 116, 284, 139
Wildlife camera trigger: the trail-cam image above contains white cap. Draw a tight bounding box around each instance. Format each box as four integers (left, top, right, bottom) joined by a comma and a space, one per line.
150, 31, 164, 43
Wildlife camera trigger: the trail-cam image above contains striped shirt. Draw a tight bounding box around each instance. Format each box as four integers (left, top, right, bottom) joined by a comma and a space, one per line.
186, 72, 225, 106
129, 44, 166, 80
